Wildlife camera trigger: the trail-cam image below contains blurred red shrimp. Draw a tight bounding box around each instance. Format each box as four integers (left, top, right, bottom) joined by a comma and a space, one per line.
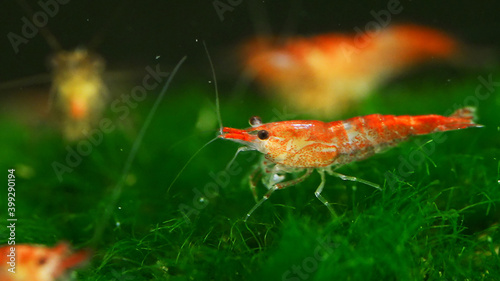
0, 242, 89, 281
240, 24, 460, 118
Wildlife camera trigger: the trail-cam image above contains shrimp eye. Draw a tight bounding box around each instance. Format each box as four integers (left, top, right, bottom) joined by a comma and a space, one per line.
257, 130, 269, 140
249, 116, 262, 127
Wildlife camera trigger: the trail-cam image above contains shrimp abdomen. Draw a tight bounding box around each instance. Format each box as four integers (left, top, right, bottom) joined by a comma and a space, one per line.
330, 107, 481, 162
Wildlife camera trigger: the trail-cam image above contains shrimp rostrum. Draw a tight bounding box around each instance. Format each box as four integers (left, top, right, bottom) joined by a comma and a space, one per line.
219, 107, 482, 220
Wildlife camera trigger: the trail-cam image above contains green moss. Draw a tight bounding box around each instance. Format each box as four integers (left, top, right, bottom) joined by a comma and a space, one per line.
1, 68, 499, 280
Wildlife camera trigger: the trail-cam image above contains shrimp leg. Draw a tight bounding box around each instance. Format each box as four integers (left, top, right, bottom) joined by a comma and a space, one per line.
315, 169, 337, 218
326, 168, 381, 190
245, 168, 313, 221
248, 164, 262, 202
248, 158, 275, 202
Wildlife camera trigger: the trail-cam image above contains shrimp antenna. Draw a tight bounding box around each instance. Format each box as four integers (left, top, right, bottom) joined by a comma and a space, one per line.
167, 136, 219, 194
91, 55, 186, 245
202, 41, 224, 134
16, 0, 60, 113
167, 41, 223, 193
16, 0, 62, 51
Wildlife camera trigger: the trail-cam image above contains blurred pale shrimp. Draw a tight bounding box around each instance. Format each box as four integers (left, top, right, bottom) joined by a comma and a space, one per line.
49, 48, 108, 141
240, 24, 460, 118
5, 0, 127, 141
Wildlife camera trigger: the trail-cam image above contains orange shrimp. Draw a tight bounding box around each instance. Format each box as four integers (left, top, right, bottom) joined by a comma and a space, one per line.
240, 24, 460, 118
220, 107, 482, 220
0, 242, 89, 281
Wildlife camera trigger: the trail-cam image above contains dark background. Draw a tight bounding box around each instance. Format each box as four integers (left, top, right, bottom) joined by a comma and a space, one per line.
1, 0, 499, 85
